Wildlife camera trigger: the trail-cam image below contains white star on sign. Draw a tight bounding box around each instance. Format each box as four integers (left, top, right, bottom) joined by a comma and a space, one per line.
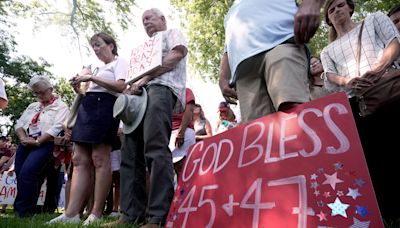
311, 173, 318, 180
327, 197, 349, 218
347, 188, 362, 200
323, 172, 343, 190
349, 217, 370, 228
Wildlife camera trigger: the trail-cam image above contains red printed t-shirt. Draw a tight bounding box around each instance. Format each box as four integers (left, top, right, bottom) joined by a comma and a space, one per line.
172, 88, 195, 130
0, 148, 12, 159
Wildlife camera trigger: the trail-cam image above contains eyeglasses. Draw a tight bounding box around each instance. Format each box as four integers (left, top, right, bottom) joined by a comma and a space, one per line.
310, 60, 321, 68
33, 88, 51, 96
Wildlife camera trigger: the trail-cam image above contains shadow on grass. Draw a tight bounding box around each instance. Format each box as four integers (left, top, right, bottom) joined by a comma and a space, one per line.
0, 209, 139, 228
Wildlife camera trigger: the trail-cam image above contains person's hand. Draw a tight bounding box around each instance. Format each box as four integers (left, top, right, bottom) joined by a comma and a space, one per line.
294, 0, 322, 44
136, 75, 151, 88
124, 75, 151, 95
69, 77, 81, 94
72, 74, 92, 83
127, 83, 143, 95
219, 77, 238, 105
7, 170, 14, 177
346, 77, 374, 94
360, 66, 387, 84
117, 128, 123, 137
20, 136, 30, 146
21, 137, 37, 147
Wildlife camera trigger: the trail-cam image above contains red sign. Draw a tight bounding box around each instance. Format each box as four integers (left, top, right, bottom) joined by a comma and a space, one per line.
166, 92, 383, 228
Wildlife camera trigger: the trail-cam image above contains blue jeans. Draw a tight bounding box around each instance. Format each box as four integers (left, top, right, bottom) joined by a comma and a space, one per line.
120, 85, 176, 225
14, 142, 54, 217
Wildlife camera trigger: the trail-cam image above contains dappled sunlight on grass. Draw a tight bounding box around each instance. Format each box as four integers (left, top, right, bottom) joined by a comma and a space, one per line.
0, 209, 139, 228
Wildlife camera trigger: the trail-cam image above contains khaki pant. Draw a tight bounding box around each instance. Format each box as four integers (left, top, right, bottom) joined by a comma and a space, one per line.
236, 43, 310, 123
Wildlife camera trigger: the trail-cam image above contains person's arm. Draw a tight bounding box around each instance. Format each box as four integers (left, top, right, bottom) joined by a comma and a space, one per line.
0, 98, 7, 109
294, 0, 325, 44
0, 156, 10, 168
149, 45, 188, 78
89, 77, 126, 93
361, 38, 400, 81
219, 52, 238, 104
73, 75, 126, 93
72, 60, 128, 93
195, 119, 213, 141
130, 45, 187, 94
326, 72, 374, 92
42, 103, 70, 146
175, 102, 194, 148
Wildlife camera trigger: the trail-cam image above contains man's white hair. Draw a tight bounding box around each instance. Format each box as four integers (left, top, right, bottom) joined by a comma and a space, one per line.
147, 8, 165, 18
144, 8, 167, 27
28, 76, 53, 90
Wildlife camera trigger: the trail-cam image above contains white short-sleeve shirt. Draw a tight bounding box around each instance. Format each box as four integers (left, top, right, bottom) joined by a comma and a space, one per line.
88, 57, 128, 96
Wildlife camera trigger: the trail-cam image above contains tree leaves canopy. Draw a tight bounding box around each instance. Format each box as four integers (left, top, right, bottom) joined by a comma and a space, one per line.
0, 0, 138, 141
171, 0, 398, 81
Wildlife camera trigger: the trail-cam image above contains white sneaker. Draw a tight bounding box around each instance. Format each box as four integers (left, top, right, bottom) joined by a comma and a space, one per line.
109, 211, 121, 217
83, 214, 101, 226
46, 213, 80, 224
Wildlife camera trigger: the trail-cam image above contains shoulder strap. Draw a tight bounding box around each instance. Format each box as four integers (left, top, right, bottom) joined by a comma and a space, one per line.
356, 21, 365, 77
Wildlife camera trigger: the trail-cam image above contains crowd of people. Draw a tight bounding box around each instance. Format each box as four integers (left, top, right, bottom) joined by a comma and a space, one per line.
0, 0, 399, 226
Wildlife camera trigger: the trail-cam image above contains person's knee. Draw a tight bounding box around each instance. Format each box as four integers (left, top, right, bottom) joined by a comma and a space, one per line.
72, 152, 91, 167
92, 153, 110, 169
278, 102, 301, 112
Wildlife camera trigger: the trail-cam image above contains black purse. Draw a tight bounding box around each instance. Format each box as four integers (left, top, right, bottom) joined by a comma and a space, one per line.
354, 21, 400, 117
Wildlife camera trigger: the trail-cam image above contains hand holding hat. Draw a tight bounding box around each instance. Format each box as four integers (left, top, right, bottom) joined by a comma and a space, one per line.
113, 88, 148, 134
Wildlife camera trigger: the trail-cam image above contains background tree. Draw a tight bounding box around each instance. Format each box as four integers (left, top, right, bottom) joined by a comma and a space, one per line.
0, 2, 75, 142
171, 0, 397, 81
0, 29, 76, 141
5, 0, 137, 56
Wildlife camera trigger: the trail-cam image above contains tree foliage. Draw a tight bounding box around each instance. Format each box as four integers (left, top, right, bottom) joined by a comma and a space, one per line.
0, 2, 75, 141
171, 0, 234, 82
5, 0, 137, 55
172, 0, 398, 81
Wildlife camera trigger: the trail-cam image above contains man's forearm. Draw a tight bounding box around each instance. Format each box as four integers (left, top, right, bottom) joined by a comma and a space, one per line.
148, 47, 187, 79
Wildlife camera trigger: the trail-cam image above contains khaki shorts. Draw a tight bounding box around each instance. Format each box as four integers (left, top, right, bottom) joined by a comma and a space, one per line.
236, 43, 310, 123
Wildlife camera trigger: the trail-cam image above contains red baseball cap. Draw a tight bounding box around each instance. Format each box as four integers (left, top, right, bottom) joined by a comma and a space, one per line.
218, 101, 230, 112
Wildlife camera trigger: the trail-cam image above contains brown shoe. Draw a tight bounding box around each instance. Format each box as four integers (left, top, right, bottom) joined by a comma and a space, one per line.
102, 218, 128, 227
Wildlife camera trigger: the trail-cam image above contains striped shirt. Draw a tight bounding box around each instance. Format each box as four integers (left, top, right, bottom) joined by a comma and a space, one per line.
148, 29, 187, 113
321, 12, 400, 96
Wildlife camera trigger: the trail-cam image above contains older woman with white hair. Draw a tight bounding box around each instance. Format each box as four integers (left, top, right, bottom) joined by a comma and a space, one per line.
14, 76, 69, 217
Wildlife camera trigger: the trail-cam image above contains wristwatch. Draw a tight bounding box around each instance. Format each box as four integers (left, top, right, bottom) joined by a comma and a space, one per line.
35, 139, 40, 146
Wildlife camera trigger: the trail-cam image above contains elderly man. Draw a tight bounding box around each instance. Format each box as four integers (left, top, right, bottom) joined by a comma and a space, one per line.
106, 8, 187, 228
219, 0, 325, 123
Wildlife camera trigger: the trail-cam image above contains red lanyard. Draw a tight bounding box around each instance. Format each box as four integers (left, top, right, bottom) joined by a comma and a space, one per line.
31, 96, 57, 124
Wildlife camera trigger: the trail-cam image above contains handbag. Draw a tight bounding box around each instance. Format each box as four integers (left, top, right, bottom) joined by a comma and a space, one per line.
354, 21, 400, 117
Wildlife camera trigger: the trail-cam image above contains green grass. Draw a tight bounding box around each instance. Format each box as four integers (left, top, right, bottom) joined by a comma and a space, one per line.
0, 208, 140, 228
0, 208, 399, 228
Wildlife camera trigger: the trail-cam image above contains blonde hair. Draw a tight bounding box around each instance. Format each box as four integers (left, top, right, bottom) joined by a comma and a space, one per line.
324, 0, 355, 42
